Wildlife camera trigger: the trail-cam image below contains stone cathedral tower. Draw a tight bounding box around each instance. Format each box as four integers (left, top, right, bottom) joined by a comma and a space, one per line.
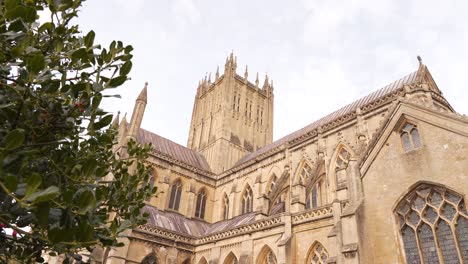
187, 53, 274, 173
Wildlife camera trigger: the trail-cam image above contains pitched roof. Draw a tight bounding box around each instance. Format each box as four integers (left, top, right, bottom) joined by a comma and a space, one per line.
142, 205, 256, 237
233, 70, 419, 168
136, 128, 212, 173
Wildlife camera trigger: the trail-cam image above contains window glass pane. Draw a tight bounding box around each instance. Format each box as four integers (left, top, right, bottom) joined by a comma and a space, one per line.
455, 215, 468, 262
411, 129, 422, 148
200, 195, 206, 219
401, 133, 412, 152
169, 185, 176, 209
403, 123, 414, 132
436, 220, 460, 264
195, 193, 202, 217
175, 186, 182, 211
312, 188, 317, 208
401, 225, 421, 264
418, 223, 440, 264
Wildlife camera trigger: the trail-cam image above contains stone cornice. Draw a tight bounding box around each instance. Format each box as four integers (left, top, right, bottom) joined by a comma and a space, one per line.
291, 205, 334, 225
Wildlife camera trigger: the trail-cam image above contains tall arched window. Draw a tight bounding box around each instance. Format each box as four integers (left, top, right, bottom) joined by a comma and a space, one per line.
335, 147, 350, 169
195, 189, 207, 219
146, 176, 155, 202
223, 252, 238, 264
395, 184, 468, 263
306, 176, 327, 209
306, 242, 329, 264
241, 185, 253, 214
168, 180, 182, 211
222, 193, 229, 220
400, 123, 422, 152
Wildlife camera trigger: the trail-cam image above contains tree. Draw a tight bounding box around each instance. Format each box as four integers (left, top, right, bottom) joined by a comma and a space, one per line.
0, 0, 155, 262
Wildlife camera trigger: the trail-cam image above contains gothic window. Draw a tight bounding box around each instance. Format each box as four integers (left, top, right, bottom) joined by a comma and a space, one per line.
222, 193, 229, 220
241, 185, 253, 214
400, 123, 422, 152
141, 253, 158, 264
233, 94, 237, 111
306, 177, 327, 209
168, 180, 182, 211
395, 184, 468, 263
335, 147, 350, 170
300, 162, 313, 185
306, 242, 329, 264
258, 247, 277, 264
223, 252, 238, 264
195, 189, 207, 219
146, 176, 155, 202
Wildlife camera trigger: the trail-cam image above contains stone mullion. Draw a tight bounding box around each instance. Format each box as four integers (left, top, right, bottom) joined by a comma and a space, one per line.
449, 217, 465, 264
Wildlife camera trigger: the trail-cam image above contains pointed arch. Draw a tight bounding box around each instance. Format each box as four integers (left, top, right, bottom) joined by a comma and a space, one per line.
141, 252, 159, 264
241, 184, 254, 214
198, 257, 208, 264
305, 241, 329, 264
328, 143, 355, 193
256, 245, 277, 264
222, 192, 230, 220
168, 178, 183, 211
394, 182, 467, 263
223, 252, 238, 264
195, 187, 207, 219
293, 158, 315, 186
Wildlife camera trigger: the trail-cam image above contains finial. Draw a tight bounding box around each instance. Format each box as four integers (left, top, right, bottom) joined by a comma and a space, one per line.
137, 82, 148, 103
263, 74, 269, 88
208, 72, 211, 83
111, 111, 120, 128
255, 72, 259, 87
121, 112, 128, 124
417, 55, 422, 66
216, 66, 219, 80
244, 65, 248, 78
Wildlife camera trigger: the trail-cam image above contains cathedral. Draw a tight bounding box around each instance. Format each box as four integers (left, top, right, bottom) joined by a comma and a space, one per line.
101, 54, 468, 264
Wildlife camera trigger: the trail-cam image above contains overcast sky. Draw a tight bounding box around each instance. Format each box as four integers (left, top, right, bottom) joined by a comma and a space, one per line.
75, 0, 468, 146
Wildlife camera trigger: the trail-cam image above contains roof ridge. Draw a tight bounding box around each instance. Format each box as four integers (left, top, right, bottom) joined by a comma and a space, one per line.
231, 70, 420, 169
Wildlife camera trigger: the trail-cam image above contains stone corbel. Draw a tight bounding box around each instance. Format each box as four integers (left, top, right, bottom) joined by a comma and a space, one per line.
342, 243, 358, 258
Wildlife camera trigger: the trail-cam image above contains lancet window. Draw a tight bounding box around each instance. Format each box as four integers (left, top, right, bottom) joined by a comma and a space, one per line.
300, 162, 314, 185
241, 185, 253, 214
400, 123, 422, 152
306, 242, 329, 264
395, 184, 467, 263
168, 180, 182, 211
141, 253, 159, 264
258, 247, 277, 264
267, 174, 278, 195
195, 189, 207, 219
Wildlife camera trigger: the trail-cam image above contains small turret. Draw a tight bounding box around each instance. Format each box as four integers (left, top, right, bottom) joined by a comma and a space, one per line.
224, 51, 237, 77
111, 111, 120, 129
255, 72, 259, 87
263, 74, 269, 89
128, 82, 148, 139
244, 65, 248, 83
215, 66, 219, 81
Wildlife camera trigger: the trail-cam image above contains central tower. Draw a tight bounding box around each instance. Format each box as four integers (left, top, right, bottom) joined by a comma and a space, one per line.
187, 53, 274, 174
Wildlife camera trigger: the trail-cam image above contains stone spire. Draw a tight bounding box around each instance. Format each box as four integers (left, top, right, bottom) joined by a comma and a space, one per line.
215, 66, 219, 81
263, 74, 270, 89
416, 55, 427, 82
244, 65, 248, 83
128, 82, 148, 139
224, 51, 237, 77
111, 111, 120, 129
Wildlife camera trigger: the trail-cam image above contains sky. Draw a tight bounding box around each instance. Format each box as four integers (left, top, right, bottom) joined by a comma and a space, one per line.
74, 0, 468, 146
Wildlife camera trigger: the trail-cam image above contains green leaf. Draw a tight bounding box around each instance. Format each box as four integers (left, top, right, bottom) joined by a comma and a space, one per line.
28, 54, 45, 74
84, 30, 95, 48
26, 186, 60, 204
25, 173, 42, 197
108, 75, 127, 88
74, 189, 96, 214
93, 114, 113, 130
82, 159, 98, 177
119, 61, 132, 76
5, 0, 17, 10
4, 175, 18, 191
4, 128, 25, 150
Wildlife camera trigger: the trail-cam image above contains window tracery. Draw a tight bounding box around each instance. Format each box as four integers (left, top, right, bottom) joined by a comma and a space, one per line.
257, 246, 278, 264
195, 189, 207, 219
400, 123, 422, 152
168, 180, 182, 211
395, 184, 468, 263
300, 162, 313, 185
306, 242, 329, 264
335, 147, 350, 170
241, 185, 253, 214
267, 174, 278, 195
